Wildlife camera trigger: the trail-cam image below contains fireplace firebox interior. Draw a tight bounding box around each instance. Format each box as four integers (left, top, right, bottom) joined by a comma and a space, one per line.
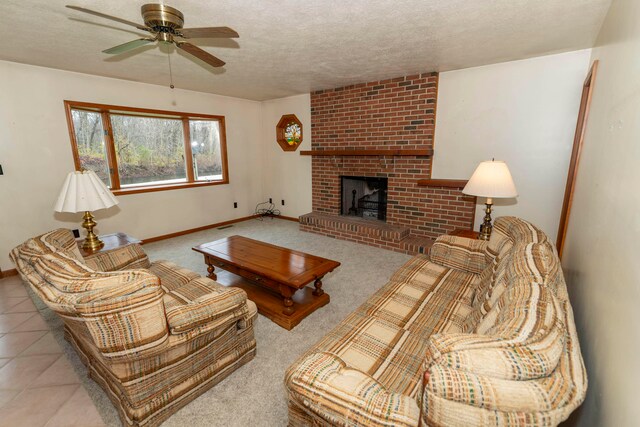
341, 176, 388, 221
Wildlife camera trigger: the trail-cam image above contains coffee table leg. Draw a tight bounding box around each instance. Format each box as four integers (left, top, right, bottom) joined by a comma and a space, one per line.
279, 285, 295, 316
206, 261, 217, 281
313, 277, 324, 296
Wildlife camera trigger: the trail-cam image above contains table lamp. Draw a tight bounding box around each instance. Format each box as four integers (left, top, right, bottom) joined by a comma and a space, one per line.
54, 170, 119, 252
462, 160, 518, 240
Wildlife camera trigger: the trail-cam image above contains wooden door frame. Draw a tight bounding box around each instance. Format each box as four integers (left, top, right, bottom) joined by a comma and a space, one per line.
556, 60, 599, 259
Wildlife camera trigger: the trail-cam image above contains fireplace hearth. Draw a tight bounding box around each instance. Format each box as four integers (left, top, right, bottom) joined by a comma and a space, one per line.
341, 176, 388, 221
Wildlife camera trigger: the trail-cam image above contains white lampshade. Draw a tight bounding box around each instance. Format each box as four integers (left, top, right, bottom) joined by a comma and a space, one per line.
54, 170, 119, 213
462, 160, 518, 199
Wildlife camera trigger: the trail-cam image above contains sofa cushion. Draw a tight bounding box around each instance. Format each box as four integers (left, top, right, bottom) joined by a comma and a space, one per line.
463, 246, 513, 333
83, 244, 151, 271
389, 255, 477, 308
429, 235, 488, 275
149, 260, 201, 292
371, 256, 477, 335
286, 352, 420, 427
507, 240, 564, 294
473, 222, 514, 308
490, 216, 547, 247
41, 229, 85, 262
310, 314, 430, 398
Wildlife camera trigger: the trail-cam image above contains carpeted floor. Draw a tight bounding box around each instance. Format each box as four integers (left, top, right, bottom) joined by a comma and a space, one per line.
27, 218, 413, 426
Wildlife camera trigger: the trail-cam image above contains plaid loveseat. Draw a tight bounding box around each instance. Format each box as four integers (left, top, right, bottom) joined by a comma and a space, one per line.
285, 216, 587, 426
11, 229, 257, 427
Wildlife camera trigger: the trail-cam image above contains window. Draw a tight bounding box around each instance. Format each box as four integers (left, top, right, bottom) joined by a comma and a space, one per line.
64, 101, 229, 195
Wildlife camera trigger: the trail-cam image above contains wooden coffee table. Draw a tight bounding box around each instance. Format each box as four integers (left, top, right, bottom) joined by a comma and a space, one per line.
192, 236, 340, 330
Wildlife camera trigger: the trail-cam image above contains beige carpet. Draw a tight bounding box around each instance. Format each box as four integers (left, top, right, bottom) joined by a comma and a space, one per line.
27, 218, 413, 426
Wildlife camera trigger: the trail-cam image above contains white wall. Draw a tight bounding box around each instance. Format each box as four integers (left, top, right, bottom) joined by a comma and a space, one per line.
0, 48, 602, 274
260, 94, 312, 217
562, 0, 640, 425
0, 60, 263, 271
432, 50, 592, 237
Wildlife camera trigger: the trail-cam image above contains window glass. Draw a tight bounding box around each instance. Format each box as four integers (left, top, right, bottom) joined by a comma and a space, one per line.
190, 120, 223, 181
110, 114, 187, 187
66, 102, 228, 194
71, 109, 111, 186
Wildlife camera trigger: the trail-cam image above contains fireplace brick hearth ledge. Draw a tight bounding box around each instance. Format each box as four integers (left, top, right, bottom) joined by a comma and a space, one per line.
299, 213, 434, 255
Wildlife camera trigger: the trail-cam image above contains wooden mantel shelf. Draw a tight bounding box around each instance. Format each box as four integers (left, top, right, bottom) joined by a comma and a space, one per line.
417, 179, 468, 188
299, 149, 434, 157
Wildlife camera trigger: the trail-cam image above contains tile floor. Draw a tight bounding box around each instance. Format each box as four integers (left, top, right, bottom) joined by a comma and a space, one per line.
0, 274, 105, 427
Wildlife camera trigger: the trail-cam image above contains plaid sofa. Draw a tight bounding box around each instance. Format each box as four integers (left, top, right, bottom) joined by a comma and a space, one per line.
11, 229, 257, 427
285, 216, 587, 426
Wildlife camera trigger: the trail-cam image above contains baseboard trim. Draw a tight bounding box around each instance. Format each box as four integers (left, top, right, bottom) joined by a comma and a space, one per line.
1, 268, 18, 279
278, 215, 300, 222
141, 215, 260, 245
254, 214, 300, 222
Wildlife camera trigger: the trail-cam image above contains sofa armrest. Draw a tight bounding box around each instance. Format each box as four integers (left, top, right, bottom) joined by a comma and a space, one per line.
421, 364, 568, 426
425, 284, 564, 381
83, 243, 151, 272
165, 287, 249, 334
286, 352, 420, 427
72, 271, 169, 360
426, 334, 564, 383
429, 235, 488, 274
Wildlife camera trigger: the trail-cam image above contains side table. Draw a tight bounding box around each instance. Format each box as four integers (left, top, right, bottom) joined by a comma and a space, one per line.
449, 229, 480, 239
77, 232, 141, 257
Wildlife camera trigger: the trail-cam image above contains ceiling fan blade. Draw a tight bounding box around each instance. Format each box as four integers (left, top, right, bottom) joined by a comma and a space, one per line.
103, 38, 155, 54
66, 5, 151, 32
179, 27, 239, 39
177, 43, 225, 67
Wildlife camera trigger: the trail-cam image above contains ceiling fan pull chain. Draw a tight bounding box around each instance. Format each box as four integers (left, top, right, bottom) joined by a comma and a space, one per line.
168, 52, 175, 89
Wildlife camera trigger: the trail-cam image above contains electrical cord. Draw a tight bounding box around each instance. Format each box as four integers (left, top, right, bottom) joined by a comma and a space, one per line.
254, 201, 281, 220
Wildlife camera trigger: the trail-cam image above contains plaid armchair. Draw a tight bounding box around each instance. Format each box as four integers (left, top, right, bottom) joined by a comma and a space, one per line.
11, 229, 257, 427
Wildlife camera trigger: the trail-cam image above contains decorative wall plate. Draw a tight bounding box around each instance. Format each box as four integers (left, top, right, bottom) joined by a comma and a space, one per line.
276, 114, 303, 151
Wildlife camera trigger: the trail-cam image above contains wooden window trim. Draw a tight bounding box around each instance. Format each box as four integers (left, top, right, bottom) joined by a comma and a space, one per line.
182, 118, 196, 182
101, 110, 121, 188
63, 100, 229, 195
111, 180, 228, 196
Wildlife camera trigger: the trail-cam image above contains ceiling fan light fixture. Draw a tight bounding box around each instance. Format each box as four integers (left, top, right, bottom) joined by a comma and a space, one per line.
65, 3, 238, 69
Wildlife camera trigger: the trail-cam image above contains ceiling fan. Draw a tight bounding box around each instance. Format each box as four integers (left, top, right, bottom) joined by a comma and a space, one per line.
66, 3, 239, 68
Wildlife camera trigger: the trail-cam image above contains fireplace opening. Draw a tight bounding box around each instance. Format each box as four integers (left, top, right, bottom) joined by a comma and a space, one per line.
341, 176, 388, 221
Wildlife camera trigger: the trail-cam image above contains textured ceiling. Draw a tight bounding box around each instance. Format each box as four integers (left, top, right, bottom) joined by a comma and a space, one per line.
1, 0, 611, 100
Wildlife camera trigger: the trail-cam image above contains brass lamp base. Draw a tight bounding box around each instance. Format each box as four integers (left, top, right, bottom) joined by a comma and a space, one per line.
81, 211, 104, 252
478, 200, 493, 241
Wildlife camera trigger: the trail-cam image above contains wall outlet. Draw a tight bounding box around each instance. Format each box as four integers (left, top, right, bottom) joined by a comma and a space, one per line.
72, 229, 80, 238
281, 199, 285, 206
233, 202, 238, 208
0, 164, 3, 175
269, 198, 272, 203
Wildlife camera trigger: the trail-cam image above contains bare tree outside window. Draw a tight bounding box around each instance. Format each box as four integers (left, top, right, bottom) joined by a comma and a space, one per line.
190, 120, 222, 181
70, 110, 111, 186
65, 101, 229, 195
111, 114, 187, 187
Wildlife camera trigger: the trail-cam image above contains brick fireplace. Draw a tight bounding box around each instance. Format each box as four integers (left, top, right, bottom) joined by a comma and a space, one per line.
300, 72, 476, 254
